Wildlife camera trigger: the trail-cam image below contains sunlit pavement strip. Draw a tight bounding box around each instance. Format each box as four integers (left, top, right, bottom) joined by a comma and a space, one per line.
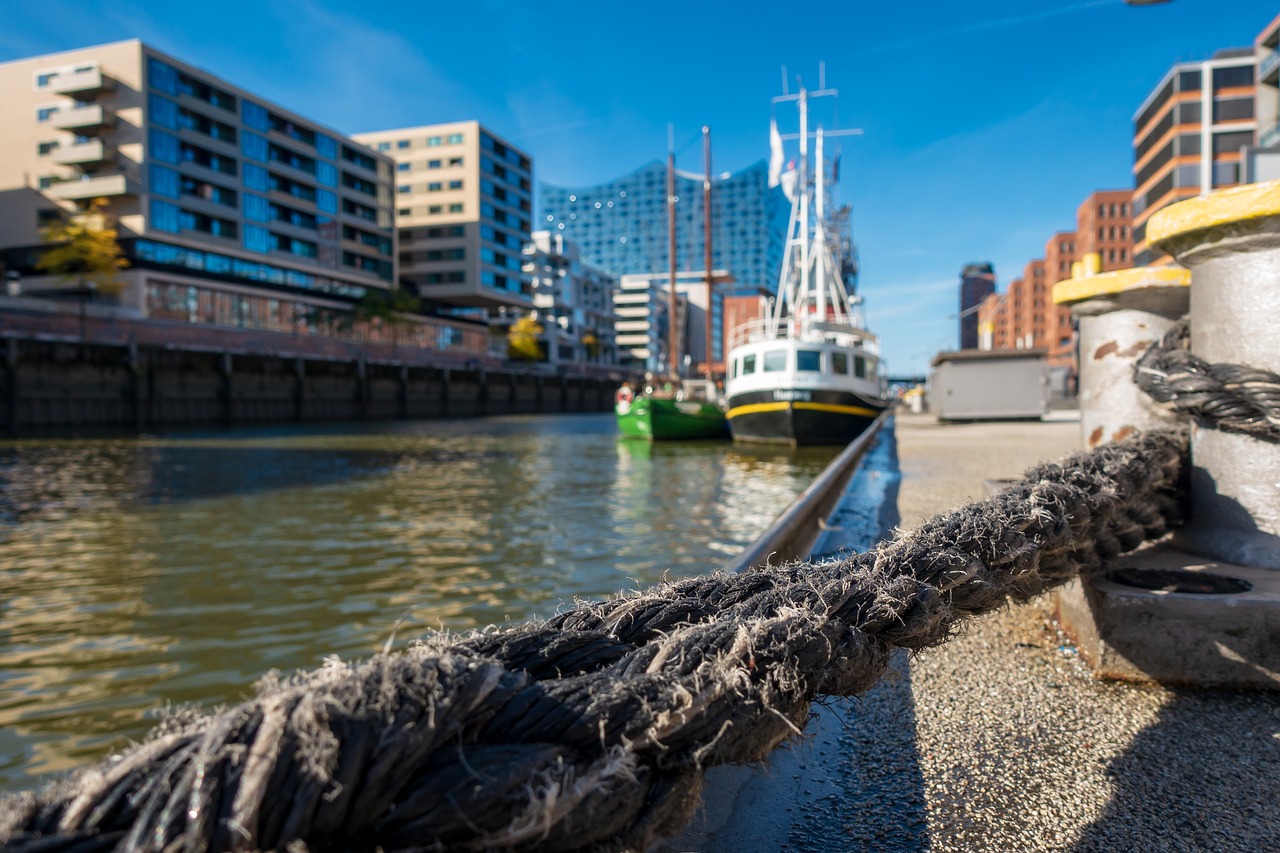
664, 413, 1280, 852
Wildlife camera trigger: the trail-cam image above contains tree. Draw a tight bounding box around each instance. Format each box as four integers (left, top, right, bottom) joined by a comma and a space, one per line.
507, 315, 544, 361
582, 331, 601, 361
37, 198, 128, 340
354, 287, 420, 347
36, 198, 128, 297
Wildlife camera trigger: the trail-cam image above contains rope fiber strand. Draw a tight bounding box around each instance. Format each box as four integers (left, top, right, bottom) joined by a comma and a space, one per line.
0, 430, 1188, 853
1135, 318, 1280, 442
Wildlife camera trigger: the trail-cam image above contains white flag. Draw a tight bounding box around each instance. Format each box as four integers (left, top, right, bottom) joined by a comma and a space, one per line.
768, 117, 784, 188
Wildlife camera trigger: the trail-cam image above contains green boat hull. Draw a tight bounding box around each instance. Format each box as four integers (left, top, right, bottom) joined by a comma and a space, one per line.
616, 395, 729, 440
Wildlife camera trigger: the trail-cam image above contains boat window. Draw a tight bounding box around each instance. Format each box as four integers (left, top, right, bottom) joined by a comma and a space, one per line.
731, 358, 739, 379
742, 353, 756, 374
866, 359, 877, 381
763, 350, 787, 372
796, 349, 821, 372
854, 355, 866, 378
831, 351, 849, 375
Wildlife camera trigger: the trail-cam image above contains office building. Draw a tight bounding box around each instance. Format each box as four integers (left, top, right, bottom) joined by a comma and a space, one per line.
0, 40, 397, 331
1247, 12, 1280, 181
353, 122, 533, 313
540, 160, 787, 292
958, 262, 996, 349
522, 231, 618, 367
615, 270, 728, 373
1131, 48, 1257, 265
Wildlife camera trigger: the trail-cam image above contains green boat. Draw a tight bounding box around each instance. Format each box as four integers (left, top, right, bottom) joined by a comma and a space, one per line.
615, 379, 729, 440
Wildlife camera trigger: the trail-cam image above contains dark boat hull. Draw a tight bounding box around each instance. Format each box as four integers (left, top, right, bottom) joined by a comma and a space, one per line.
725, 388, 888, 445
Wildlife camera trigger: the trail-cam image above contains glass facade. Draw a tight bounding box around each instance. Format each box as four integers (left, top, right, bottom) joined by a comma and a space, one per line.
540, 160, 788, 292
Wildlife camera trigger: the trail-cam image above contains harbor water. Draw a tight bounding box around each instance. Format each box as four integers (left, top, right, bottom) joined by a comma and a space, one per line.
0, 412, 837, 791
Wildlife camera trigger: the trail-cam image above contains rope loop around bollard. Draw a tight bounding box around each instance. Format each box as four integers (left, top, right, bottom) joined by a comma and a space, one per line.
0, 430, 1189, 853
1134, 317, 1280, 443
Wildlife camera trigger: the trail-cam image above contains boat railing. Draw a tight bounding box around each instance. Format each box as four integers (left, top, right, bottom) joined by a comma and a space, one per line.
728, 317, 881, 355
727, 318, 789, 350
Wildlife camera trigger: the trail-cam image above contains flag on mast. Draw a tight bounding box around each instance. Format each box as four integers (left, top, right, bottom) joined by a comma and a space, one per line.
768, 116, 784, 188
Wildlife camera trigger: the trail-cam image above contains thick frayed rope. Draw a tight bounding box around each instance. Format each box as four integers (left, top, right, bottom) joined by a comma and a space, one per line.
1135, 318, 1280, 442
0, 430, 1187, 853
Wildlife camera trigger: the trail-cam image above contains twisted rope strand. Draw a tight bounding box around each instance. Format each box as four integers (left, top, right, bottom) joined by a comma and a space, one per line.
1135, 318, 1280, 442
0, 430, 1188, 853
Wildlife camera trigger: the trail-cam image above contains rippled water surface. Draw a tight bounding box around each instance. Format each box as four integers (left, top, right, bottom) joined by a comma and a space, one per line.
0, 413, 836, 790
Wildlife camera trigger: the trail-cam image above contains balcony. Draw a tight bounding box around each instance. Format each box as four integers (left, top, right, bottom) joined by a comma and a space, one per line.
1262, 123, 1280, 150
49, 67, 112, 96
1262, 50, 1280, 86
49, 173, 139, 201
52, 139, 109, 166
52, 104, 111, 132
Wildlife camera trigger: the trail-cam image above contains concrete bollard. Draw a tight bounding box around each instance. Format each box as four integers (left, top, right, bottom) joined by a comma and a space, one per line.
1052, 262, 1189, 449
1148, 180, 1280, 570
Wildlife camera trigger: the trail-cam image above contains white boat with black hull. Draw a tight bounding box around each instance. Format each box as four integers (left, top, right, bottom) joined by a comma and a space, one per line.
724, 82, 890, 445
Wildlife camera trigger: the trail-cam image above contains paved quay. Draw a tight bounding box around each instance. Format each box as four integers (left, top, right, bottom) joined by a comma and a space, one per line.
668, 413, 1280, 852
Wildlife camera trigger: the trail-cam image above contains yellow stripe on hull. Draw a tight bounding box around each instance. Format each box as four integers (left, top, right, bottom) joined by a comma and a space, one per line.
725, 401, 881, 420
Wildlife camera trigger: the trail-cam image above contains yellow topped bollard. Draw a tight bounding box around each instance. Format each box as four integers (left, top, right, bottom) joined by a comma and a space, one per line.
1052, 261, 1189, 449
1149, 180, 1280, 569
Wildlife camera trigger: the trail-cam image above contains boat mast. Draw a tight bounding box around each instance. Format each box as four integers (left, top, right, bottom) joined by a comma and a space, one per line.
667, 139, 679, 379
798, 88, 810, 325
814, 128, 826, 326
703, 126, 713, 380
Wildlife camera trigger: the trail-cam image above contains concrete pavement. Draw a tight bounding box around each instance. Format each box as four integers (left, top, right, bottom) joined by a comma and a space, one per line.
666, 413, 1280, 852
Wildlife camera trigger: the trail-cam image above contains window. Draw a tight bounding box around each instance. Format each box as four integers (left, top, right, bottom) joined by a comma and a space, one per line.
243, 162, 269, 191
447, 133, 463, 144
398, 185, 411, 193
427, 136, 442, 146
36, 140, 58, 156
37, 176, 55, 189
243, 192, 270, 222
832, 352, 849, 375
449, 157, 463, 167
242, 100, 270, 132
1213, 97, 1254, 123
448, 180, 463, 190
796, 349, 821, 372
398, 207, 411, 215
1178, 69, 1202, 92
149, 93, 179, 129
1212, 65, 1253, 90
428, 182, 442, 192
376, 142, 390, 151
397, 162, 410, 171
397, 139, 410, 149
316, 135, 337, 159
243, 224, 270, 253
854, 355, 866, 378
763, 350, 787, 372
449, 203, 463, 213
742, 354, 756, 374
428, 205, 442, 214
150, 199, 181, 232
428, 159, 442, 169
36, 72, 57, 88
149, 128, 181, 164
148, 57, 179, 95
316, 161, 338, 187
1213, 130, 1253, 155
151, 164, 181, 199
36, 106, 58, 122
242, 131, 269, 162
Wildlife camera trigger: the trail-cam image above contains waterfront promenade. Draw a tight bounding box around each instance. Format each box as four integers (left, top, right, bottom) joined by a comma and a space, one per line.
679, 413, 1280, 852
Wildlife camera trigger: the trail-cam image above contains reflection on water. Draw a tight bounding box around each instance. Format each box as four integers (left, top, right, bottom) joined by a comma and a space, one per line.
0, 413, 835, 790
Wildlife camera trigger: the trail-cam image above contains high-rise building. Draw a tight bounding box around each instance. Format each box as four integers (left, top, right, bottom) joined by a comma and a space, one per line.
1132, 48, 1257, 265
1246, 12, 1280, 181
958, 261, 995, 349
522, 231, 618, 367
614, 270, 729, 373
0, 40, 397, 329
353, 122, 533, 314
540, 160, 788, 291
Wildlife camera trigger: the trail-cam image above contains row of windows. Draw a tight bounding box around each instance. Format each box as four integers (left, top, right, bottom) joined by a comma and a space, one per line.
148, 57, 235, 112
133, 239, 376, 293
150, 199, 238, 239
1095, 202, 1129, 219
480, 133, 531, 172
397, 180, 464, 193
1097, 225, 1130, 240
34, 64, 96, 88
396, 157, 464, 171
396, 203, 465, 216
151, 93, 238, 143
403, 225, 466, 241
401, 248, 466, 263
341, 225, 392, 255
374, 133, 465, 152
731, 348, 878, 380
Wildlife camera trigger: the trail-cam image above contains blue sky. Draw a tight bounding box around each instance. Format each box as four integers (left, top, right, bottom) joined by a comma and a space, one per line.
3, 0, 1277, 373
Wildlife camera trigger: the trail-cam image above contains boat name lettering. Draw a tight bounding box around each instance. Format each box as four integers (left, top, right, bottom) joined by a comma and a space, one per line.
773, 390, 812, 402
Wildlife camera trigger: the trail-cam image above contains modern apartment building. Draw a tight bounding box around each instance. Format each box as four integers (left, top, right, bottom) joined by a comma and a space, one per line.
1131, 48, 1257, 265
522, 231, 618, 367
1246, 12, 1280, 181
0, 41, 397, 331
957, 261, 995, 349
540, 160, 788, 292
353, 122, 533, 314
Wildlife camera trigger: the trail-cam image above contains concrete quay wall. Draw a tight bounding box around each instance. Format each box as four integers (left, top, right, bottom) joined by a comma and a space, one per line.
0, 316, 617, 433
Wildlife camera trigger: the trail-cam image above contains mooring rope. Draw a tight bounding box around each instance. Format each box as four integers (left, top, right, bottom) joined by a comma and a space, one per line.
0, 430, 1186, 853
1134, 318, 1280, 442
